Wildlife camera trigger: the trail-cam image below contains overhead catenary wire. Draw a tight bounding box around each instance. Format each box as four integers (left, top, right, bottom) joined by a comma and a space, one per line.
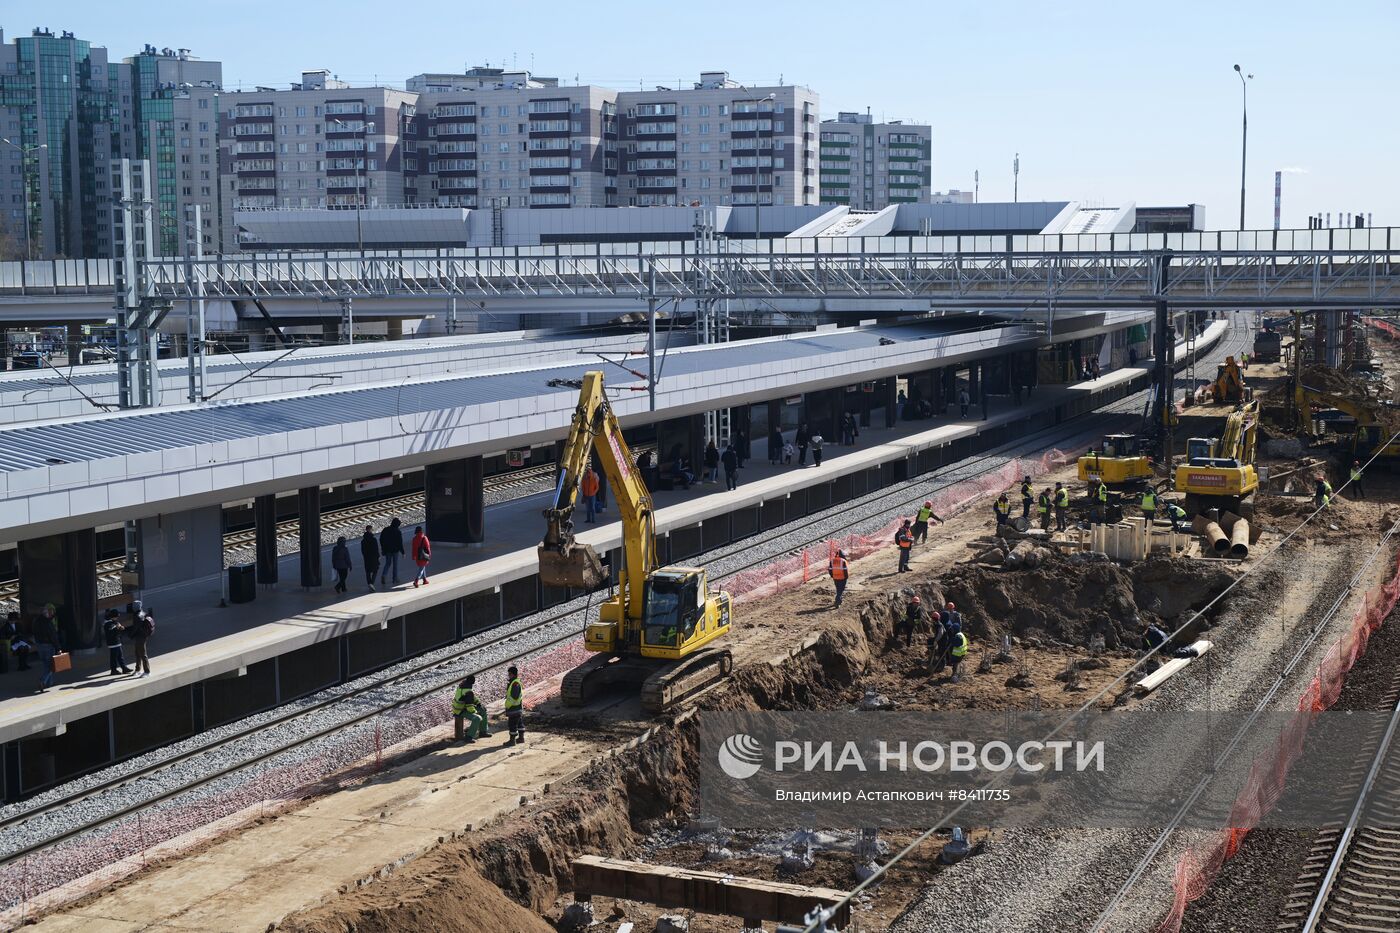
806, 409, 1398, 933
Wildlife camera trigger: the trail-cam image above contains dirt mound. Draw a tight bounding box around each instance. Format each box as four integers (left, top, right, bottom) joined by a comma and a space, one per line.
279, 848, 553, 933
932, 555, 1233, 650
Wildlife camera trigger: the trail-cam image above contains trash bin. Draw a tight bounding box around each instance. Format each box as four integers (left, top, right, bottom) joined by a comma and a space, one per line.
228, 564, 256, 604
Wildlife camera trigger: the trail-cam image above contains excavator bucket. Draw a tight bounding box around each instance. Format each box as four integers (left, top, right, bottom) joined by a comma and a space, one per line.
538, 541, 607, 590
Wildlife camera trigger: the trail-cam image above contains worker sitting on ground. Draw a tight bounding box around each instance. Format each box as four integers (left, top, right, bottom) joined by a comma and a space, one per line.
1143, 623, 1200, 662
993, 494, 1011, 528
1140, 487, 1157, 525
452, 673, 490, 743
1054, 482, 1070, 532
1037, 488, 1052, 531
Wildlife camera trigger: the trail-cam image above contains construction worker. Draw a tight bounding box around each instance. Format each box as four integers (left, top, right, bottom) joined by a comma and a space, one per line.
994, 494, 1011, 528
1020, 476, 1033, 520
1165, 500, 1190, 532
581, 466, 601, 523
1054, 482, 1070, 532
1314, 475, 1333, 510
1140, 486, 1157, 525
452, 673, 490, 743
1037, 488, 1052, 531
895, 520, 914, 573
911, 500, 942, 544
1093, 479, 1109, 524
1351, 460, 1366, 500
828, 548, 850, 608
948, 628, 970, 683
896, 594, 924, 648
504, 664, 525, 746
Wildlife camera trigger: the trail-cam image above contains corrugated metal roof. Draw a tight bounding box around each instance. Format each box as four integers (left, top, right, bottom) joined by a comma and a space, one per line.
0, 321, 983, 474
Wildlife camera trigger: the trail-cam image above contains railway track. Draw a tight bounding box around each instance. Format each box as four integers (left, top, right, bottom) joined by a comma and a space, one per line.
0, 327, 1244, 889
1277, 681, 1400, 932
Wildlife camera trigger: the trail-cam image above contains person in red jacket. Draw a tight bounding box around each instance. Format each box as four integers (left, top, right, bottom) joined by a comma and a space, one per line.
411, 526, 432, 587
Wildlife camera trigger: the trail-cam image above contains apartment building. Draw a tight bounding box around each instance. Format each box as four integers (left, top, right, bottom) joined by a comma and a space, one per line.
218, 70, 415, 248
819, 111, 932, 209
403, 67, 619, 209
616, 72, 820, 208
0, 28, 120, 259
117, 46, 222, 254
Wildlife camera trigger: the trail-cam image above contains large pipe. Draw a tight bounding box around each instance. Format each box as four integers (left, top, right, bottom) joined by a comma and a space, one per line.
1205, 521, 1230, 555
1230, 519, 1250, 559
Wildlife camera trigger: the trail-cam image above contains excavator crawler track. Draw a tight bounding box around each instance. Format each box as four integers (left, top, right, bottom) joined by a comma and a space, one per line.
640, 647, 734, 714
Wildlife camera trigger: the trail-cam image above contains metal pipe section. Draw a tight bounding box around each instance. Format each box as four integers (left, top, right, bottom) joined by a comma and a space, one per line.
1205, 521, 1230, 555
1230, 519, 1251, 558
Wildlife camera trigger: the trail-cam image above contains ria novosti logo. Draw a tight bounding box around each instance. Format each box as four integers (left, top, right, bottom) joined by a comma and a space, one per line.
717, 733, 764, 780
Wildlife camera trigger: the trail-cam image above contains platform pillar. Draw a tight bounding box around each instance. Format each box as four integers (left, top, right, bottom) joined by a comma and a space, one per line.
426, 456, 485, 546
137, 506, 224, 590
884, 377, 898, 428
254, 494, 279, 584
386, 318, 403, 341
298, 486, 322, 588
18, 529, 98, 650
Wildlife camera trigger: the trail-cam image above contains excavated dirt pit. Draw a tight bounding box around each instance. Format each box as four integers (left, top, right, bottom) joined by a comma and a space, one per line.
278, 554, 1237, 933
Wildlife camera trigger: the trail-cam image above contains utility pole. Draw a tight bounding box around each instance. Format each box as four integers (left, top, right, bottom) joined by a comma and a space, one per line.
974, 169, 979, 203
1233, 65, 1252, 230
183, 204, 207, 403
1013, 153, 1019, 203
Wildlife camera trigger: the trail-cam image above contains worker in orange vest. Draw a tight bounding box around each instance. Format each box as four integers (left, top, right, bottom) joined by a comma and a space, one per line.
896, 520, 914, 574
828, 548, 850, 608
581, 466, 601, 523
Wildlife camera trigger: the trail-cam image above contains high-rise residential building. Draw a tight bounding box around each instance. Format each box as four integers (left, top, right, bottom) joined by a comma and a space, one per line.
819, 111, 932, 209
403, 67, 619, 209
117, 45, 222, 254
616, 72, 819, 208
0, 28, 119, 259
218, 70, 415, 248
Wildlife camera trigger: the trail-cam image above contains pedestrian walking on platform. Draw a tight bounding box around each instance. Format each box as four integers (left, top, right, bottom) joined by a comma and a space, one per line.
581, 466, 601, 522
841, 412, 859, 446
722, 442, 740, 490
958, 388, 970, 417
452, 673, 490, 743
7, 611, 32, 672
796, 423, 811, 466
379, 518, 405, 587
103, 609, 130, 675
33, 604, 62, 690
895, 520, 914, 573
703, 441, 720, 484
828, 548, 850, 608
412, 526, 432, 587
1054, 483, 1070, 532
769, 427, 784, 466
811, 434, 825, 467
504, 665, 526, 746
332, 536, 352, 593
360, 524, 381, 591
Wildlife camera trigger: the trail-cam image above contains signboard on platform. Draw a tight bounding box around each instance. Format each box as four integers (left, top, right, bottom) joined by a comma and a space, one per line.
354, 474, 394, 492
508, 448, 532, 467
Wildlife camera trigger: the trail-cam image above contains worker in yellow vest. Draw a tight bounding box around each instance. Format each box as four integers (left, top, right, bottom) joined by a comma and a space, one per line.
452, 673, 490, 743
1140, 487, 1157, 525
1020, 476, 1033, 520
503, 665, 525, 746
828, 548, 850, 608
912, 500, 943, 544
993, 494, 1011, 528
1037, 488, 1052, 531
1054, 482, 1071, 532
1351, 460, 1365, 500
1093, 480, 1109, 524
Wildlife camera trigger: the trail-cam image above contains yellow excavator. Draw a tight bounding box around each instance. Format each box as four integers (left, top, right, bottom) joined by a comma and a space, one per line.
1210, 356, 1250, 404
1077, 434, 1154, 488
1175, 400, 1260, 516
538, 371, 733, 713
1294, 383, 1400, 462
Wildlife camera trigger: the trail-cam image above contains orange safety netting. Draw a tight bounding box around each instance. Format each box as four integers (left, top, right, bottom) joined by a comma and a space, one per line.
1367, 317, 1400, 341
724, 448, 1075, 605
1150, 545, 1400, 933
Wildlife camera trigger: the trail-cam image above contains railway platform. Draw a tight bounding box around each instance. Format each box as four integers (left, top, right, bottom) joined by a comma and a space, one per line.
0, 320, 1232, 800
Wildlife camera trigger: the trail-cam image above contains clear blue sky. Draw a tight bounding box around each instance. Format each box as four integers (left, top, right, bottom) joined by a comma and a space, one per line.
7, 0, 1395, 229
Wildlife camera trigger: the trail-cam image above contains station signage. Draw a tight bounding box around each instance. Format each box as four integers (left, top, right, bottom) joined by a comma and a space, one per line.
354, 474, 394, 492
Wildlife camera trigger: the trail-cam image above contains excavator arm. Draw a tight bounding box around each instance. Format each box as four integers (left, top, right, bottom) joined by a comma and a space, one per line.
539, 372, 656, 620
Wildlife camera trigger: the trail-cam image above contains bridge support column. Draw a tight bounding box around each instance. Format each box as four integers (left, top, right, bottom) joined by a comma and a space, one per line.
254, 494, 279, 585
18, 530, 98, 650
297, 487, 322, 588
386, 318, 403, 341
66, 323, 83, 365
137, 506, 223, 591
426, 456, 485, 546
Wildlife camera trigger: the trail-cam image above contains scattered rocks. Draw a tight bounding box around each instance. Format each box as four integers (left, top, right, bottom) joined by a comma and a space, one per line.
858, 689, 894, 710
560, 901, 595, 931
655, 914, 689, 933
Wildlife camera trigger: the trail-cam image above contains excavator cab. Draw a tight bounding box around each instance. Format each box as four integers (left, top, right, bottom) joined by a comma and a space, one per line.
1077, 434, 1153, 487
642, 570, 706, 649
1211, 357, 1249, 404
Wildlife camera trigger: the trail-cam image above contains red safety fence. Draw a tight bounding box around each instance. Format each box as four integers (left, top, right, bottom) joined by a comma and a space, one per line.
0, 637, 591, 927
724, 448, 1075, 604
1367, 317, 1400, 341
1150, 544, 1400, 933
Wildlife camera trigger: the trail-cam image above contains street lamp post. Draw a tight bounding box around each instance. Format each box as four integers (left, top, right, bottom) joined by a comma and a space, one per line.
0, 137, 47, 261
1233, 64, 1252, 231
